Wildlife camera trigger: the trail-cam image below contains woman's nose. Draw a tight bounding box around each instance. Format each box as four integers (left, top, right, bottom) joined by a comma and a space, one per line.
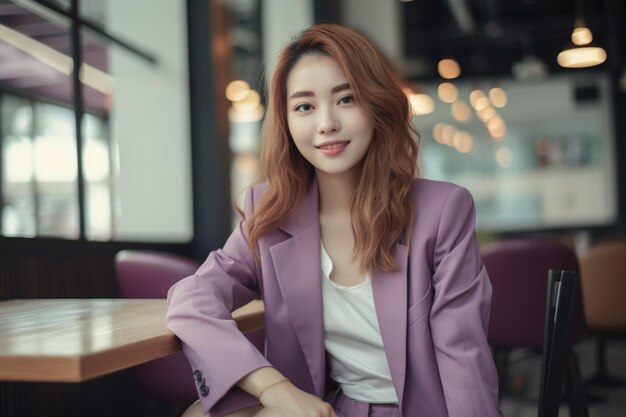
317, 108, 340, 134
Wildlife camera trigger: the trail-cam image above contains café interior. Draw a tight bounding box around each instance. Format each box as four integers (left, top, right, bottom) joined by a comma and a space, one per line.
0, 0, 625, 416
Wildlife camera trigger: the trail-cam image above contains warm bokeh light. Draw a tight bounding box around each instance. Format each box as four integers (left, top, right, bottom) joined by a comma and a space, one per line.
453, 131, 473, 154
477, 106, 496, 122
232, 89, 261, 111
488, 119, 507, 139
438, 59, 461, 79
437, 82, 458, 103
469, 89, 486, 108
441, 124, 457, 146
433, 123, 446, 143
451, 100, 471, 123
474, 96, 490, 112
228, 105, 265, 123
226, 80, 251, 102
488, 87, 508, 108
408, 93, 435, 115
487, 116, 505, 132
496, 147, 512, 167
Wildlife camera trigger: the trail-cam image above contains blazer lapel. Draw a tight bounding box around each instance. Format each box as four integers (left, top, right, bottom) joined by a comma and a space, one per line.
371, 243, 409, 407
270, 177, 326, 397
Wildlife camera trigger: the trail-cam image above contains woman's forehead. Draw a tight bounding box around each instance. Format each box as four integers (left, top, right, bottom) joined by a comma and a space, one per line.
286, 55, 349, 95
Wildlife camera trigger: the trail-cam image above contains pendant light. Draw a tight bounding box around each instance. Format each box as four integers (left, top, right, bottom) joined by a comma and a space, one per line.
557, 1, 606, 68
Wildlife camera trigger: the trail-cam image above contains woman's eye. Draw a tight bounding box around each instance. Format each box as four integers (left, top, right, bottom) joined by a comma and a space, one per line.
294, 103, 312, 112
339, 95, 354, 105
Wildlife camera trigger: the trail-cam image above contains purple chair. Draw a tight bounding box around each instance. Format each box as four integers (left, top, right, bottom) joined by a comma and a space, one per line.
115, 250, 201, 404
482, 238, 588, 417
115, 250, 266, 406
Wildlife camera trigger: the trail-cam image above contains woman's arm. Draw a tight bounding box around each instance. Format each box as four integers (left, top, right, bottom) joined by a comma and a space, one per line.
429, 186, 502, 417
236, 367, 337, 417
166, 186, 272, 415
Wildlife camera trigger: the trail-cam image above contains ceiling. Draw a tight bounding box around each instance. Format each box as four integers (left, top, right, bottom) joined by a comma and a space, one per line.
400, 0, 622, 81
0, 0, 109, 114
0, 0, 623, 115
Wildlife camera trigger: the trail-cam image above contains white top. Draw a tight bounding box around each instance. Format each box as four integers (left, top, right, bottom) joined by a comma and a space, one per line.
321, 242, 398, 403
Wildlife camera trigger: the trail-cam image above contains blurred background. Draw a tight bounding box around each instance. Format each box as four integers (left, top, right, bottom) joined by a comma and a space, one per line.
0, 0, 624, 416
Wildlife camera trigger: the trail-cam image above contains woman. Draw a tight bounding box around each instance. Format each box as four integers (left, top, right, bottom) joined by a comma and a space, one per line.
167, 23, 502, 417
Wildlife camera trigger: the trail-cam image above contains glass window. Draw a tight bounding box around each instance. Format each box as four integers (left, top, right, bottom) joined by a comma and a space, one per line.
83, 113, 113, 240
34, 102, 79, 238
1, 95, 36, 236
1, 0, 190, 242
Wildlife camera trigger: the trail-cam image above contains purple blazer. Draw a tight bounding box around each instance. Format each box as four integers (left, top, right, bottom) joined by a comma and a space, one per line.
167, 177, 502, 417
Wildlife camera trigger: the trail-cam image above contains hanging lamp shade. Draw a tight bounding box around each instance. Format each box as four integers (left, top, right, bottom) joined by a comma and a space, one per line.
557, 18, 607, 68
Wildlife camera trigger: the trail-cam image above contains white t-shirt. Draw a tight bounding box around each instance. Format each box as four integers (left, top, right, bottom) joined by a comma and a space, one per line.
321, 241, 398, 403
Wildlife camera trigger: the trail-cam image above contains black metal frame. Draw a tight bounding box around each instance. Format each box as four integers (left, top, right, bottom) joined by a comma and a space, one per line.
538, 269, 579, 417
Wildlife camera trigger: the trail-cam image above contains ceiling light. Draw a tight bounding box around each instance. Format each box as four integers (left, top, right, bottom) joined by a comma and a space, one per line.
558, 45, 607, 68
571, 18, 593, 45
558, 17, 606, 68
438, 59, 461, 79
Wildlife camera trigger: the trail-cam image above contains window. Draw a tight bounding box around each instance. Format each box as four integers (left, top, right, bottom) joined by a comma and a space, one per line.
0, 0, 191, 242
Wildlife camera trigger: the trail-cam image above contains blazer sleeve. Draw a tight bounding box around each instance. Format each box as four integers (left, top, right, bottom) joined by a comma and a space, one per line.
429, 186, 502, 417
166, 186, 271, 416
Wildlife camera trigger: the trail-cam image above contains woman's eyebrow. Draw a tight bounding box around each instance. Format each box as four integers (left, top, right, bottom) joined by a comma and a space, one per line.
331, 82, 351, 94
288, 82, 351, 100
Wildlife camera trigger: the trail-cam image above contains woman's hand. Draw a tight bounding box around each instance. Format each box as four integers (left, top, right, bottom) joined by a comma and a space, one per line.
257, 380, 337, 417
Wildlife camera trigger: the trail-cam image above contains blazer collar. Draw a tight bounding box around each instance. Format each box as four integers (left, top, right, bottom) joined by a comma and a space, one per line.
372, 243, 409, 407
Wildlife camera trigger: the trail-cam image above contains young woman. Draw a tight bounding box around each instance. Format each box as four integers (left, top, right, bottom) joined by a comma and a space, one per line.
167, 24, 502, 417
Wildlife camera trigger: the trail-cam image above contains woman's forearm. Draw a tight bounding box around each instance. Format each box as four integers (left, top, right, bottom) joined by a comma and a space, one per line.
236, 366, 288, 399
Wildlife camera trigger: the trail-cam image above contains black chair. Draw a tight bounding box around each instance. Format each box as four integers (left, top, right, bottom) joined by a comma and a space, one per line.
538, 270, 588, 417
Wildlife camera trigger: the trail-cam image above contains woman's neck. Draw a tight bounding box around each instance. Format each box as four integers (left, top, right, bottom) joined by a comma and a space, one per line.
315, 168, 361, 217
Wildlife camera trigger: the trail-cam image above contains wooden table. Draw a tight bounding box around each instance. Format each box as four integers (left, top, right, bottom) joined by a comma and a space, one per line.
0, 298, 264, 383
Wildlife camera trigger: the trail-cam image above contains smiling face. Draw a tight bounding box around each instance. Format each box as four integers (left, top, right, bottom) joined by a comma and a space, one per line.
286, 54, 374, 181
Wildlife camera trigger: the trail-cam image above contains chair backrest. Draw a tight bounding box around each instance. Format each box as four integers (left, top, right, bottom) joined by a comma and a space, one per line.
538, 270, 579, 417
580, 239, 626, 330
115, 250, 201, 403
482, 238, 586, 349
115, 250, 201, 298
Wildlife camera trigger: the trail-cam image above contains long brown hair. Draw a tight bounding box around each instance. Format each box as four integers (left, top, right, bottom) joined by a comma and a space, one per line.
247, 23, 419, 274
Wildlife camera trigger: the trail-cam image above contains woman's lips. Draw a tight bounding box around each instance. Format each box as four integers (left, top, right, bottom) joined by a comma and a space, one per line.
316, 141, 350, 156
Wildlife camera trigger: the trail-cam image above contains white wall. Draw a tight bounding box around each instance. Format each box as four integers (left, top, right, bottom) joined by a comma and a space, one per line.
341, 0, 403, 68
262, 0, 314, 79
107, 0, 193, 242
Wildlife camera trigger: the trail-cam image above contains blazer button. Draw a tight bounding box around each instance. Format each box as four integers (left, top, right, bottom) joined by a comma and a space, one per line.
200, 384, 209, 397
193, 370, 203, 383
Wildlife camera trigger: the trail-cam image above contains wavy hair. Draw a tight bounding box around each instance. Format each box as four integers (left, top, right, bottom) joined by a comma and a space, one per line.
246, 23, 419, 274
